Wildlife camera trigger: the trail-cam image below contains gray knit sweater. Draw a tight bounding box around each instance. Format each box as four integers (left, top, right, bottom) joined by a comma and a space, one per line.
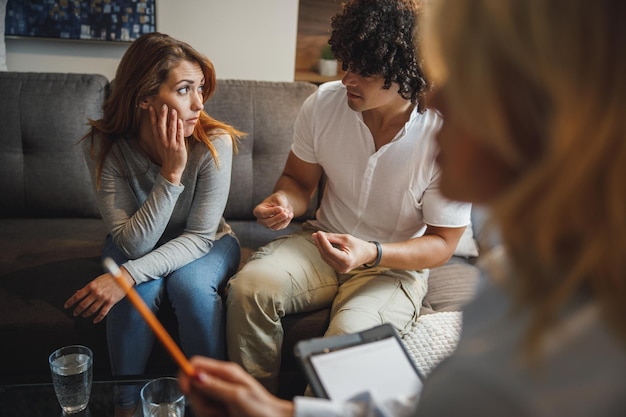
83, 134, 234, 284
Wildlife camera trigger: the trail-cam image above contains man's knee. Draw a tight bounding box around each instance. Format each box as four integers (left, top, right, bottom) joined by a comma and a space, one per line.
325, 308, 382, 337
226, 261, 290, 311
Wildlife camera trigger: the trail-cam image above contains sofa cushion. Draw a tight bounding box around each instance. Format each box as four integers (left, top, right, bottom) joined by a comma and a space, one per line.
0, 257, 109, 382
0, 72, 107, 218
228, 220, 305, 256
206, 80, 319, 222
421, 259, 481, 314
0, 218, 107, 275
0, 256, 185, 384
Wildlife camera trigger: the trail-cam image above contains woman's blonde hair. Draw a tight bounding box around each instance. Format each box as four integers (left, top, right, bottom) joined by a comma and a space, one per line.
422, 0, 626, 353
84, 32, 244, 186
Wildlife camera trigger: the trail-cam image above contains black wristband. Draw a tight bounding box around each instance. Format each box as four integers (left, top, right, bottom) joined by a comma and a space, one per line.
363, 241, 382, 268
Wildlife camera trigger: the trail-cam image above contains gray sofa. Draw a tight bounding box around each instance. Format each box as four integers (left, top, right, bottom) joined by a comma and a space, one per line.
0, 72, 485, 399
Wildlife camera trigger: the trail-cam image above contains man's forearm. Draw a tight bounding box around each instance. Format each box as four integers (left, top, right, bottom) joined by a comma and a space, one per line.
273, 174, 317, 218
380, 226, 465, 270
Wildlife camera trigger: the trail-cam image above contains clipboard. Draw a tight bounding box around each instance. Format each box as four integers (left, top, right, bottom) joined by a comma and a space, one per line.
294, 323, 424, 401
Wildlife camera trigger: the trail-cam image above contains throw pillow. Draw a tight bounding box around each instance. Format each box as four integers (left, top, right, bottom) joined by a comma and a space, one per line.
452, 221, 479, 258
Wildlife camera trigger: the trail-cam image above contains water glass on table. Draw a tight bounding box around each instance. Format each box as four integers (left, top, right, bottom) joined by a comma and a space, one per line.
48, 345, 93, 414
141, 377, 185, 417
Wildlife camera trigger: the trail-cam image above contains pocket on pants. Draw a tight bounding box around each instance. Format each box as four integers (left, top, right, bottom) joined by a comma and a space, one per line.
378, 274, 427, 335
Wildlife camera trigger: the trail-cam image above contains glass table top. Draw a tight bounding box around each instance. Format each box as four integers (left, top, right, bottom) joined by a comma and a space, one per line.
0, 376, 195, 417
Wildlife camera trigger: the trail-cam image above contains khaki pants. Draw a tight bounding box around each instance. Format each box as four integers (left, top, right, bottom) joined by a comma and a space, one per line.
225, 231, 428, 393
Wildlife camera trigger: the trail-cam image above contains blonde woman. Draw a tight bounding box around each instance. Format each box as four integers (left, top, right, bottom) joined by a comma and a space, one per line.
178, 1, 626, 416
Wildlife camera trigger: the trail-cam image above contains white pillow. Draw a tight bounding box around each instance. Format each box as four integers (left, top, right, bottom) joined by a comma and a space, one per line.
402, 311, 463, 377
452, 222, 479, 258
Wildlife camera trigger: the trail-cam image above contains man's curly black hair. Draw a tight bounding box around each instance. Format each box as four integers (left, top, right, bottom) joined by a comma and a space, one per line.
329, 0, 428, 110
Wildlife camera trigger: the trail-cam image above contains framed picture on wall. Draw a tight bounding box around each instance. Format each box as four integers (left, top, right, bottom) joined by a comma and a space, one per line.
4, 0, 156, 42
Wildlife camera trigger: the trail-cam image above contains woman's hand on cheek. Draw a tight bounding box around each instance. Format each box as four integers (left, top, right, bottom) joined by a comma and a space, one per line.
150, 104, 188, 185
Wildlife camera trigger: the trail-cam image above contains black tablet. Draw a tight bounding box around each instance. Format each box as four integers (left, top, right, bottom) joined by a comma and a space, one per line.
294, 323, 424, 401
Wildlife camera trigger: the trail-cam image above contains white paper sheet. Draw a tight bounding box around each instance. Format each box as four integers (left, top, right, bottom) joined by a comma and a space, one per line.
309, 336, 423, 402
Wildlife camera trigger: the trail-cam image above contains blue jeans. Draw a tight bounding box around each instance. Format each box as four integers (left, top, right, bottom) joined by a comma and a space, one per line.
104, 234, 240, 408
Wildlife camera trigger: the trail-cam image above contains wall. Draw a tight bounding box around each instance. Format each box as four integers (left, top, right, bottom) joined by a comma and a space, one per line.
4, 0, 298, 82
296, 0, 342, 72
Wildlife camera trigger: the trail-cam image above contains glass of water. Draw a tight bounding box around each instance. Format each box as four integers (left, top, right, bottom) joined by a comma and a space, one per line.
141, 377, 185, 417
48, 345, 93, 414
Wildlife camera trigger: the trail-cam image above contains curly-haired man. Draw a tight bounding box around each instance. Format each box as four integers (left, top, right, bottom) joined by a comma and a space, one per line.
226, 0, 471, 393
